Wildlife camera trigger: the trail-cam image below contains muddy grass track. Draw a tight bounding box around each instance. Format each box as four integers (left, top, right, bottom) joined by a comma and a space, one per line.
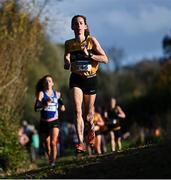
8, 141, 171, 179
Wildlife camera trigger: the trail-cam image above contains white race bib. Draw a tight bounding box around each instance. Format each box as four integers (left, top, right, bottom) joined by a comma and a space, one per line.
44, 103, 57, 112
74, 60, 92, 72
113, 119, 117, 124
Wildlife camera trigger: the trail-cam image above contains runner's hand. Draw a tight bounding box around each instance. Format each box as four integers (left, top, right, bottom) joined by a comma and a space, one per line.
81, 44, 89, 56
64, 59, 70, 70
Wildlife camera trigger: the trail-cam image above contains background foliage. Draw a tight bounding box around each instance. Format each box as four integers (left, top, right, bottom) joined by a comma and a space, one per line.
0, 0, 44, 171
1, 0, 171, 173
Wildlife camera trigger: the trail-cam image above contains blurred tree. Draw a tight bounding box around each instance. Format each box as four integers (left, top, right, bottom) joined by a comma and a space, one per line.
0, 0, 44, 171
162, 33, 171, 59
18, 0, 62, 17
108, 47, 125, 72
156, 60, 171, 93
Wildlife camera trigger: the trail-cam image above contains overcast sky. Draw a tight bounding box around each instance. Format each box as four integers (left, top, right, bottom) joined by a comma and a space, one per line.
21, 0, 171, 66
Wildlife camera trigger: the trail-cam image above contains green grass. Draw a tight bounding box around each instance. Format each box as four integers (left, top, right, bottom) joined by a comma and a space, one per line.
5, 139, 171, 179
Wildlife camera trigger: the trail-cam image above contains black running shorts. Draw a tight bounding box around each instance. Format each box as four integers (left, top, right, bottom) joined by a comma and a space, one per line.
69, 73, 97, 95
40, 120, 60, 134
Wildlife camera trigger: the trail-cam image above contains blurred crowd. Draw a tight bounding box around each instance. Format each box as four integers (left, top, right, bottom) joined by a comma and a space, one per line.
18, 98, 162, 163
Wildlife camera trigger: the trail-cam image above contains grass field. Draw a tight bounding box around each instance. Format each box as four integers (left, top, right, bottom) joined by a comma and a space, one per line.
7, 139, 171, 179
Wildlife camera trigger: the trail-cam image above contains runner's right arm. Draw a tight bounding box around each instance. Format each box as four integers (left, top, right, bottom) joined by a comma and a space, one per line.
34, 91, 44, 112
64, 41, 71, 70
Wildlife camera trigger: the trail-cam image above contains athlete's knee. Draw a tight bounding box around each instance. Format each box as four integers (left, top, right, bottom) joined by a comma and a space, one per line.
51, 139, 58, 147
75, 109, 82, 118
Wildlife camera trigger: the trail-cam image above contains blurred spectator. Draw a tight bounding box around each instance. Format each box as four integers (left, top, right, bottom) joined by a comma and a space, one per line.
30, 126, 40, 161
18, 121, 33, 150
18, 126, 29, 146
18, 121, 40, 161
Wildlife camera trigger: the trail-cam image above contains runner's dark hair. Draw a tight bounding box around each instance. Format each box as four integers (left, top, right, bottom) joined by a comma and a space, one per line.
71, 15, 90, 39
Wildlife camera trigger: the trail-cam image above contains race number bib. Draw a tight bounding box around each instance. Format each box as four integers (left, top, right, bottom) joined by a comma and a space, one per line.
74, 60, 92, 72
44, 103, 57, 112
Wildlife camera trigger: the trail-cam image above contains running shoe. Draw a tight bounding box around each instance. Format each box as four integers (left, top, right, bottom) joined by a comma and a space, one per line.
50, 162, 56, 168
87, 129, 95, 145
75, 143, 86, 153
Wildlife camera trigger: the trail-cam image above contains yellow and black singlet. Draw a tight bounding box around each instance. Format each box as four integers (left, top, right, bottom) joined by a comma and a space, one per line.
65, 35, 99, 76
93, 112, 102, 132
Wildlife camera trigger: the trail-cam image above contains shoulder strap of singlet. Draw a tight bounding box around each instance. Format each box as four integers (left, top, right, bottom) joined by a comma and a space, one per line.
53, 90, 58, 99
42, 91, 46, 98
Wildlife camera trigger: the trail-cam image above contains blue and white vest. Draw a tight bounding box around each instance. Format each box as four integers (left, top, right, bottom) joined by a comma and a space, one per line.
41, 90, 58, 121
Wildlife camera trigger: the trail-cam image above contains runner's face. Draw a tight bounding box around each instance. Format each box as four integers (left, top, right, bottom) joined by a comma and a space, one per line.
45, 77, 54, 89
111, 98, 116, 108
72, 17, 87, 36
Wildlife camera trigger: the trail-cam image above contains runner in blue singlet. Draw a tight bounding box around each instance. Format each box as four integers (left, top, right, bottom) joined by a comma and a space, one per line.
34, 74, 65, 167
